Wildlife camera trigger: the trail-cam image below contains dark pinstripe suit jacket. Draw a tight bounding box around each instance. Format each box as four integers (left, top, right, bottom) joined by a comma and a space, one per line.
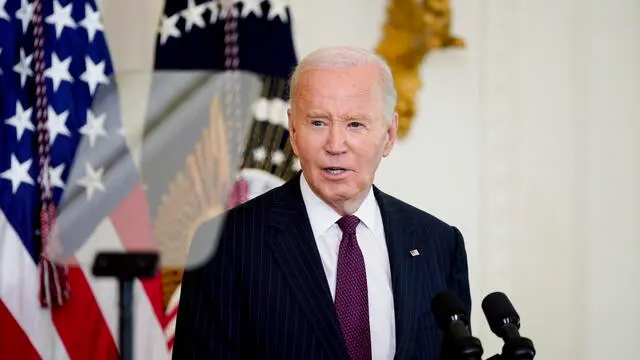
172, 172, 471, 360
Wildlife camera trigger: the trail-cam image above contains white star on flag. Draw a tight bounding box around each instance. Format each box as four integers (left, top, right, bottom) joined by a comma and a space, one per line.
46, 163, 66, 190
80, 56, 109, 95
269, 98, 288, 127
47, 106, 71, 145
0, 154, 34, 194
158, 13, 181, 45
79, 3, 104, 42
208, 1, 219, 23
45, 52, 73, 91
241, 0, 263, 18
79, 109, 107, 147
252, 97, 269, 121
271, 150, 285, 165
4, 101, 34, 141
12, 48, 33, 88
253, 146, 267, 162
182, 0, 207, 32
76, 162, 105, 200
15, 0, 35, 33
0, 0, 9, 21
267, 0, 288, 22
45, 0, 77, 38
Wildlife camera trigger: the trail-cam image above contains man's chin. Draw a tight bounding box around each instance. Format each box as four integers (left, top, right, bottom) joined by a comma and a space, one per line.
321, 190, 361, 205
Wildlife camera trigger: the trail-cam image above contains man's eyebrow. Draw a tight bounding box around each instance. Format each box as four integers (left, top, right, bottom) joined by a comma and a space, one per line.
306, 110, 331, 118
344, 113, 372, 121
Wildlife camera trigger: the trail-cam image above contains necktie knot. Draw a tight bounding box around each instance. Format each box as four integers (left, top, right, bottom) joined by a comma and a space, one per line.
337, 215, 360, 235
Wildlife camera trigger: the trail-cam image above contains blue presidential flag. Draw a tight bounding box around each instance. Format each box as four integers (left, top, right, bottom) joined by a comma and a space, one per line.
143, 0, 300, 353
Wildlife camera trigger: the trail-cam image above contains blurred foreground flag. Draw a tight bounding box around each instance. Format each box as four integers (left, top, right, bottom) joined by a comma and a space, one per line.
148, 0, 299, 354
0, 0, 168, 359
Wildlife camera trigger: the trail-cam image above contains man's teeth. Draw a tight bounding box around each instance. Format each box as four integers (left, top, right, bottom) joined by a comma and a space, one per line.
325, 168, 345, 174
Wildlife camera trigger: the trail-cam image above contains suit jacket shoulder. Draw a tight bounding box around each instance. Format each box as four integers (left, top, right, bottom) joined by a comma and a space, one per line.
185, 181, 281, 269
373, 186, 466, 250
373, 186, 471, 312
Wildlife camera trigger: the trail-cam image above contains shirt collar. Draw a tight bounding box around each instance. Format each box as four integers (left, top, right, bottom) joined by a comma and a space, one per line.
299, 173, 380, 238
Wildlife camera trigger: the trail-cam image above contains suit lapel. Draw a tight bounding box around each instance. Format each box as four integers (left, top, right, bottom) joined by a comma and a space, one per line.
374, 187, 423, 359
267, 174, 349, 360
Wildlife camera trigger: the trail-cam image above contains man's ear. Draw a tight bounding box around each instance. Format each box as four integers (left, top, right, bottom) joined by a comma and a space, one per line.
382, 111, 398, 157
288, 108, 299, 156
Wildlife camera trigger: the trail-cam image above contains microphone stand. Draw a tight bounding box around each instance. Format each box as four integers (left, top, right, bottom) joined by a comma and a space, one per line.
442, 334, 484, 360
485, 342, 536, 360
498, 324, 536, 360
486, 355, 533, 360
92, 251, 159, 360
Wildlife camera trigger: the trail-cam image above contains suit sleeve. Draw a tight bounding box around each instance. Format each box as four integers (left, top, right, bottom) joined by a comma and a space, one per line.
438, 226, 474, 360
449, 226, 472, 320
171, 217, 248, 360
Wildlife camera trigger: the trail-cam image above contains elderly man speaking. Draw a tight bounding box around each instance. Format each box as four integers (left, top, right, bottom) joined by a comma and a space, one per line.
172, 46, 472, 360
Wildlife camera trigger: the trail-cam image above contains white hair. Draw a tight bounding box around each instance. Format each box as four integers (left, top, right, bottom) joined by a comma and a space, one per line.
288, 46, 397, 122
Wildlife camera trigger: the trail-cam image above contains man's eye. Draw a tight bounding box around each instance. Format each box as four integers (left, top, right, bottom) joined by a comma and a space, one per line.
311, 120, 324, 126
349, 122, 364, 128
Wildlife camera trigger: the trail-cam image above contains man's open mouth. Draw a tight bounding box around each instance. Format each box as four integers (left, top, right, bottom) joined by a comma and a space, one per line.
323, 167, 346, 175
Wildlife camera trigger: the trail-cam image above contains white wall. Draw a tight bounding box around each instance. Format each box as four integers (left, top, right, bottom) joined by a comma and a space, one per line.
103, 0, 640, 358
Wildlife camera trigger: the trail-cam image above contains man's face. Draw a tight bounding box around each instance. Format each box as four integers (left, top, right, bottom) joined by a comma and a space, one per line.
288, 65, 398, 212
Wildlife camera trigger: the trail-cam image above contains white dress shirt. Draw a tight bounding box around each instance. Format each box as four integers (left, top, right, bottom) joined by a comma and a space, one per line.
299, 174, 396, 360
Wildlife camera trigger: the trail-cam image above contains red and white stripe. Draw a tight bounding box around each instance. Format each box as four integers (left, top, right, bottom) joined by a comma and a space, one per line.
164, 284, 181, 355
0, 184, 169, 359
0, 210, 70, 360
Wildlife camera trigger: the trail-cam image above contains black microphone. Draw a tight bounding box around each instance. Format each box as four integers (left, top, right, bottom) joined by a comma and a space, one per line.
431, 291, 483, 360
481, 292, 536, 360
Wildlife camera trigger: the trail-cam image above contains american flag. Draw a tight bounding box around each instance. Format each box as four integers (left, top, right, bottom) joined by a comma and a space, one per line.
150, 0, 299, 353
0, 0, 168, 359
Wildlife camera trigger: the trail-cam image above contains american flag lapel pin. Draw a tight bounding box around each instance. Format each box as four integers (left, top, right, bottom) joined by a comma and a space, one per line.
410, 249, 420, 257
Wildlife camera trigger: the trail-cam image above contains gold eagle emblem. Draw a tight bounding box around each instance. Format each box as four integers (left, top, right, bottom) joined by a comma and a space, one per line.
375, 0, 465, 139
155, 95, 231, 306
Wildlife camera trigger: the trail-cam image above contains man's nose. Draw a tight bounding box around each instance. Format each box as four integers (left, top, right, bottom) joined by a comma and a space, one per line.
325, 124, 348, 154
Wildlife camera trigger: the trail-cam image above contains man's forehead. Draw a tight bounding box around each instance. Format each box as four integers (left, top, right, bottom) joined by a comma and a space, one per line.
299, 88, 376, 101
297, 67, 379, 86
296, 75, 380, 102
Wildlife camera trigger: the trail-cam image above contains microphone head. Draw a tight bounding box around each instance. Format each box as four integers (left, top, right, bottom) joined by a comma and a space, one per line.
481, 292, 521, 337
431, 290, 470, 329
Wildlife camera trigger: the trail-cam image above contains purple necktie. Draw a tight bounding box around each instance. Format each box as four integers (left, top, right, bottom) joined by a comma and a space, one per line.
335, 215, 371, 360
